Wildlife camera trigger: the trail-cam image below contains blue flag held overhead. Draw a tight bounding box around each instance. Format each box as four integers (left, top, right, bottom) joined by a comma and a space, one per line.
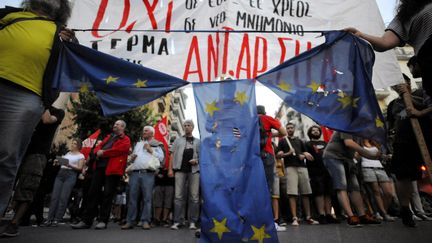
52, 42, 189, 116
194, 80, 278, 243
257, 31, 386, 143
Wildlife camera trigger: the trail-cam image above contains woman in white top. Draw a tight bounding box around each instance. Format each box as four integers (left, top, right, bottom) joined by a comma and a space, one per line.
360, 139, 396, 222
42, 138, 85, 226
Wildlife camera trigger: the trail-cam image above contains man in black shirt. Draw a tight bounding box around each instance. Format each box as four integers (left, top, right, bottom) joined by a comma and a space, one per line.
277, 122, 317, 226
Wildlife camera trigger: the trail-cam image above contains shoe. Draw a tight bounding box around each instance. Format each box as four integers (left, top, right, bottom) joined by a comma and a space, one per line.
137, 221, 143, 227
142, 222, 151, 230
171, 223, 180, 230
401, 207, 416, 227
40, 220, 52, 227
274, 222, 286, 232
375, 213, 384, 221
2, 223, 19, 237
359, 214, 381, 224
347, 216, 361, 227
306, 217, 319, 225
317, 215, 328, 224
417, 214, 432, 221
71, 221, 91, 229
121, 223, 133, 230
162, 220, 171, 227
325, 215, 341, 224
95, 222, 107, 230
291, 217, 299, 226
189, 222, 197, 230
412, 214, 422, 221
51, 220, 58, 227
277, 219, 287, 226
384, 214, 396, 222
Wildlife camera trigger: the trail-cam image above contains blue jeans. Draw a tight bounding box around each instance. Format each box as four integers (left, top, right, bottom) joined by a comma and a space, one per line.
47, 169, 77, 221
126, 171, 155, 224
173, 171, 200, 224
0, 81, 44, 214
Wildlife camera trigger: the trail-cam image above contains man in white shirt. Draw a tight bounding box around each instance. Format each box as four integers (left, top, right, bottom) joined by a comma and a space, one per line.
122, 126, 164, 230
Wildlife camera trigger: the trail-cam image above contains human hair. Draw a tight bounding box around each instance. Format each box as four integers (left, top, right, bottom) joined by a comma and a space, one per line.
117, 120, 127, 129
396, 0, 432, 24
286, 122, 295, 128
183, 119, 195, 128
22, 0, 72, 25
143, 125, 155, 135
307, 125, 322, 139
72, 138, 82, 150
257, 105, 266, 115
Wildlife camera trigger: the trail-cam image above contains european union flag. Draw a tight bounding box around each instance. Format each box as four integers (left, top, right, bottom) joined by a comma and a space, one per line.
257, 31, 386, 143
52, 42, 188, 116
194, 79, 278, 243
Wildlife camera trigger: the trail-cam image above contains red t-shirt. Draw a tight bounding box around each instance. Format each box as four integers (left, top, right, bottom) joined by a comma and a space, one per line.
259, 114, 282, 154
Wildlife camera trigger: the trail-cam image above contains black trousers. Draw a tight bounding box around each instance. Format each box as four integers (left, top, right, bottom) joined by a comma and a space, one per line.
418, 36, 432, 98
82, 167, 120, 224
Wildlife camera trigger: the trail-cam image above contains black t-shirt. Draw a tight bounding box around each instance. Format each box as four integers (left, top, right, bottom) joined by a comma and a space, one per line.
179, 137, 194, 173
25, 108, 65, 156
155, 169, 175, 186
278, 137, 307, 167
305, 140, 329, 177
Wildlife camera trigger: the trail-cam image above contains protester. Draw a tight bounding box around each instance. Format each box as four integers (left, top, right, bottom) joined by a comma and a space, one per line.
387, 79, 432, 227
257, 105, 287, 194
71, 120, 131, 230
304, 125, 339, 224
42, 138, 85, 227
277, 122, 318, 226
0, 0, 76, 215
323, 132, 382, 226
168, 120, 200, 230
122, 126, 164, 230
360, 139, 396, 222
153, 166, 175, 227
345, 0, 432, 98
0, 107, 64, 237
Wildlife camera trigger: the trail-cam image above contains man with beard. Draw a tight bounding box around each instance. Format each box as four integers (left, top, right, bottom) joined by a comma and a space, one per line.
304, 125, 339, 224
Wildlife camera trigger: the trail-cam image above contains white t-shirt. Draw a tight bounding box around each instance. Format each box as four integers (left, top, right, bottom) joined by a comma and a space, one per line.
361, 147, 383, 168
61, 152, 85, 170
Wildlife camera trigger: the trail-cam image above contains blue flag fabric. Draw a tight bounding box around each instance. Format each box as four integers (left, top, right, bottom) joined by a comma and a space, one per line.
52, 42, 189, 116
257, 31, 386, 143
193, 80, 278, 243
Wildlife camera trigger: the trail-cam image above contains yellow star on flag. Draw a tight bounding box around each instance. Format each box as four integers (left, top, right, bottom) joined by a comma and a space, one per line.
134, 79, 147, 88
337, 93, 359, 109
250, 225, 271, 243
103, 75, 119, 84
79, 83, 89, 93
205, 101, 220, 117
210, 218, 231, 240
277, 81, 291, 92
234, 91, 248, 105
375, 116, 384, 128
307, 81, 321, 93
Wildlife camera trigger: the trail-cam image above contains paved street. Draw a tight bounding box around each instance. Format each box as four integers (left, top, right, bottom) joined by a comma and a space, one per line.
1, 220, 432, 243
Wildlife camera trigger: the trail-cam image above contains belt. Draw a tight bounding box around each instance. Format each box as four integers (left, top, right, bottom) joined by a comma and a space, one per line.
362, 167, 385, 170
132, 169, 155, 173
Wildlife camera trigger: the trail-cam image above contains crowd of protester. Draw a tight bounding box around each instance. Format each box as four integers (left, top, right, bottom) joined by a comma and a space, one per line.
1, 0, 432, 239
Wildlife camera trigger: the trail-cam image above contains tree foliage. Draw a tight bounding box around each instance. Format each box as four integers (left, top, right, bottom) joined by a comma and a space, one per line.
68, 91, 157, 143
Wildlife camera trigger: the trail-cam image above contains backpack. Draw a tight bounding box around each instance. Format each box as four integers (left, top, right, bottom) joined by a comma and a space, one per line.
258, 115, 269, 157
0, 6, 62, 108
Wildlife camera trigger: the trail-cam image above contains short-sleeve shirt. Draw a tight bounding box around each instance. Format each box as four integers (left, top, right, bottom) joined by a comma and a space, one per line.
386, 3, 432, 55
323, 132, 356, 161
278, 137, 307, 167
0, 11, 56, 95
259, 114, 282, 154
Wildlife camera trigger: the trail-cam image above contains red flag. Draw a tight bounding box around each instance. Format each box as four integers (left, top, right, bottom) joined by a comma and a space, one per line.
154, 117, 169, 169
320, 126, 333, 143
80, 129, 101, 159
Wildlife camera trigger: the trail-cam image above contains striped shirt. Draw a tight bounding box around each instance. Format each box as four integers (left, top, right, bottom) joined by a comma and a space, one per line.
386, 3, 432, 55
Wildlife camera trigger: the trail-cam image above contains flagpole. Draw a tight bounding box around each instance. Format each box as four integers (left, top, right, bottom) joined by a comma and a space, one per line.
401, 84, 432, 183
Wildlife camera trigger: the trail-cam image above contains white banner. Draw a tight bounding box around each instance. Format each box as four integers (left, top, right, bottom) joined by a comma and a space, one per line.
69, 0, 402, 88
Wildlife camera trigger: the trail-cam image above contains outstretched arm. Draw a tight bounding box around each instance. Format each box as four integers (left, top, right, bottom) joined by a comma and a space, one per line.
344, 28, 401, 52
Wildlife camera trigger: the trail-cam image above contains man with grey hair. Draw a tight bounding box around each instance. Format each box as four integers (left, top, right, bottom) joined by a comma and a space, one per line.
121, 126, 164, 230
72, 120, 131, 230
0, 0, 75, 216
168, 120, 201, 230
